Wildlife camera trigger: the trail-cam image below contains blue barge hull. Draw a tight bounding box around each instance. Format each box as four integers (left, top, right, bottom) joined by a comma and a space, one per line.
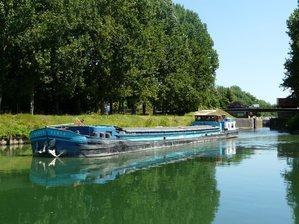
30, 125, 238, 157
77, 132, 238, 157
29, 114, 238, 157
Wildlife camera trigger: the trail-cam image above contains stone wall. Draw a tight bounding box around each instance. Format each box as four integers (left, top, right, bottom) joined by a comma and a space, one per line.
235, 118, 263, 129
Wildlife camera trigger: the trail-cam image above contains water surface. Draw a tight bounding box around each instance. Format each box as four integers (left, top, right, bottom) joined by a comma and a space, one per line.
0, 129, 299, 224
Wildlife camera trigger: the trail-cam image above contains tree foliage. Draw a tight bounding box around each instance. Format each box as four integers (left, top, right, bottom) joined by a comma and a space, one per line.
1, 1, 270, 115
215, 85, 272, 109
0, 0, 223, 115
283, 2, 299, 100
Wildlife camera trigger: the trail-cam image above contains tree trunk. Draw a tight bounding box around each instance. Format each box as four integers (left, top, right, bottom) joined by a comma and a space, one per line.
153, 105, 156, 115
30, 91, 34, 115
131, 103, 136, 115
118, 100, 124, 114
142, 103, 146, 115
55, 101, 60, 115
76, 99, 81, 114
16, 103, 19, 114
99, 100, 105, 115
0, 93, 2, 114
109, 101, 113, 114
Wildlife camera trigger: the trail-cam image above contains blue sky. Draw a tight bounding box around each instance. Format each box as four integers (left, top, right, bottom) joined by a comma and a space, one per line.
172, 0, 297, 104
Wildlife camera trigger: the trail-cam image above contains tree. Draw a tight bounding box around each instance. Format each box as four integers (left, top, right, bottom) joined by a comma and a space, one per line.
215, 85, 272, 109
0, 0, 222, 114
283, 3, 299, 100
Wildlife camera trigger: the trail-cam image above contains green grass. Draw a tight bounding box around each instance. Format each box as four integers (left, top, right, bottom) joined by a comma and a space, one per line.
0, 114, 195, 139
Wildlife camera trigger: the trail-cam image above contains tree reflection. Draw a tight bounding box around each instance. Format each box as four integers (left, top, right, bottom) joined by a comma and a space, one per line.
0, 141, 230, 224
278, 135, 299, 223
0, 157, 220, 224
0, 137, 258, 224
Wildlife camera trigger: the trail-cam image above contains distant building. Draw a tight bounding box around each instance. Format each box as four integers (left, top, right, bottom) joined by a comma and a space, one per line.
277, 98, 297, 108
277, 98, 298, 119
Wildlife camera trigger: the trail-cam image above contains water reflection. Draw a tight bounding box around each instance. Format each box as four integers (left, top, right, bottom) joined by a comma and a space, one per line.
0, 144, 32, 157
1, 129, 297, 224
0, 140, 241, 224
277, 135, 299, 224
30, 140, 237, 187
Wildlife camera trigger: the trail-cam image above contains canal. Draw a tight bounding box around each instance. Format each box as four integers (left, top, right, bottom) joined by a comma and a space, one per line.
0, 128, 298, 224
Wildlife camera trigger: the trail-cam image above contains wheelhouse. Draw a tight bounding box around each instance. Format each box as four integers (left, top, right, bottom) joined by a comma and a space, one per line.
193, 113, 237, 131
192, 114, 223, 128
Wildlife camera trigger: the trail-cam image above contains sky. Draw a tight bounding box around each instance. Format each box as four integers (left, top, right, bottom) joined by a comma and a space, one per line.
172, 0, 298, 104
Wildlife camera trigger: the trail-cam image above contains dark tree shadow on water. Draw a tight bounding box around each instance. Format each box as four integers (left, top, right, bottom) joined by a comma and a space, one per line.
278, 136, 299, 224
0, 156, 221, 224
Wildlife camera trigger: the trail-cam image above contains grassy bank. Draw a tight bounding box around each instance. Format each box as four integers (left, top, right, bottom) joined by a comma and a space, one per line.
0, 114, 195, 139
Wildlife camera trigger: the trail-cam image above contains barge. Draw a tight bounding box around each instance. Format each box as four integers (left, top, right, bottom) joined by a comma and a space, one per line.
29, 114, 238, 157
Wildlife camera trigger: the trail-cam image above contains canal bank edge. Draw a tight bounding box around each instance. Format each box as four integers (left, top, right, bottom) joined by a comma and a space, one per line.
0, 114, 265, 146
0, 114, 195, 146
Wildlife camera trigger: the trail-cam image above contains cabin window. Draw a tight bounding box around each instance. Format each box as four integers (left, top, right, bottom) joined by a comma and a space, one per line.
196, 115, 222, 122
105, 133, 111, 138
100, 133, 105, 138
92, 132, 101, 138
